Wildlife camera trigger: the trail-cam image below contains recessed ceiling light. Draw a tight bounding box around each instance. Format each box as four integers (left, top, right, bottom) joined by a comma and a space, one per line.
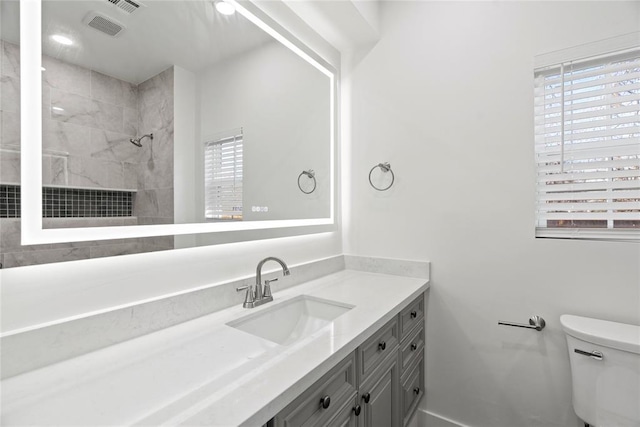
214, 0, 235, 15
51, 34, 73, 46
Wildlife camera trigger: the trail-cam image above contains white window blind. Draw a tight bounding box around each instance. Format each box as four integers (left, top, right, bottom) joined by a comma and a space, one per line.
204, 130, 243, 221
534, 49, 640, 240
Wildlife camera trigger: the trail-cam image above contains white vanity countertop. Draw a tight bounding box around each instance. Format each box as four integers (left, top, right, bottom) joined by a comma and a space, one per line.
1, 269, 429, 426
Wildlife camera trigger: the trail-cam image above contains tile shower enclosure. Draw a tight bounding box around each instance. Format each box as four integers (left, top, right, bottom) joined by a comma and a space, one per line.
0, 40, 175, 267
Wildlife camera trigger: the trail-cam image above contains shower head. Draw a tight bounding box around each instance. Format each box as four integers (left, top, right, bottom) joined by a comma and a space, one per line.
130, 133, 153, 147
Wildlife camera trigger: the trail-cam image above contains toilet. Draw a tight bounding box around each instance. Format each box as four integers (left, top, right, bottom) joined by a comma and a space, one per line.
561, 315, 640, 427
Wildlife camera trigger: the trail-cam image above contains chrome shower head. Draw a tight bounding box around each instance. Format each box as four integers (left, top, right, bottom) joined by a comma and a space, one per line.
130, 133, 153, 147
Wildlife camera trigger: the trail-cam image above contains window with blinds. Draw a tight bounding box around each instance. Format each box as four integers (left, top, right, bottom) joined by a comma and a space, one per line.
534, 49, 640, 240
204, 130, 243, 221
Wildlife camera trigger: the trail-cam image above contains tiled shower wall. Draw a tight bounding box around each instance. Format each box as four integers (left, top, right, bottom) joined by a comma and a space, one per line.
135, 67, 175, 252
0, 40, 174, 267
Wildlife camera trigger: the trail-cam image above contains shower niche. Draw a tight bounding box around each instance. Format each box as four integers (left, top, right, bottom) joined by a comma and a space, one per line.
0, 0, 336, 267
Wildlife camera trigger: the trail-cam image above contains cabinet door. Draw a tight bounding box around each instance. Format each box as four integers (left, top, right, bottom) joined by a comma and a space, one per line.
359, 352, 400, 427
272, 352, 357, 427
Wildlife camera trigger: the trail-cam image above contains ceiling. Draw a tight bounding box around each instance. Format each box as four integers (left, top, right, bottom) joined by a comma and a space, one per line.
1, 0, 274, 84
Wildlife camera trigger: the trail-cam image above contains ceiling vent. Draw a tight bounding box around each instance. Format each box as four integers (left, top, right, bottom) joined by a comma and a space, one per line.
107, 0, 145, 15
83, 12, 126, 37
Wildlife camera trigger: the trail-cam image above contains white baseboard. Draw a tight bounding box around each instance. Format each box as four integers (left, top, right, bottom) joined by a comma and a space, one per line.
418, 408, 470, 427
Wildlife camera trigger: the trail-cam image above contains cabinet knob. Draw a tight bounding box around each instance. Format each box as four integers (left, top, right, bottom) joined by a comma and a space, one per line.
362, 392, 371, 404
410, 310, 417, 319
411, 343, 418, 351
378, 341, 386, 351
320, 395, 331, 409
413, 387, 420, 395
353, 404, 361, 416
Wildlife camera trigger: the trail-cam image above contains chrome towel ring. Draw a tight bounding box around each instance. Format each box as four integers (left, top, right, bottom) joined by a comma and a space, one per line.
369, 162, 394, 191
298, 169, 317, 194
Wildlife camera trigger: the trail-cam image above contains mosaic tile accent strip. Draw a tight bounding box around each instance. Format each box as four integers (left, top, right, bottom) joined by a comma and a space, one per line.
0, 185, 134, 218
0, 185, 20, 218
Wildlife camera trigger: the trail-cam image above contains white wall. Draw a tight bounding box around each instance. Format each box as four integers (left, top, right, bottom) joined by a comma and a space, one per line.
198, 41, 331, 222
343, 2, 640, 427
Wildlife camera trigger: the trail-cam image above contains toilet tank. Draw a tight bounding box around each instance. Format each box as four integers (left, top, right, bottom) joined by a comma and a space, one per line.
560, 315, 640, 427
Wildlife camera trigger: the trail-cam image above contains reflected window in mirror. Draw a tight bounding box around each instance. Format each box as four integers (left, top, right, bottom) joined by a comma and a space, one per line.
204, 129, 244, 222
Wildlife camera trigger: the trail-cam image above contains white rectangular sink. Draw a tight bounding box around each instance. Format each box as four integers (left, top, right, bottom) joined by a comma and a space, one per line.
227, 295, 354, 346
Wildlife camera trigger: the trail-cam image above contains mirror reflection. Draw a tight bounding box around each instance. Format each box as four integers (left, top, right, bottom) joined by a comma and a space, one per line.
0, 0, 332, 267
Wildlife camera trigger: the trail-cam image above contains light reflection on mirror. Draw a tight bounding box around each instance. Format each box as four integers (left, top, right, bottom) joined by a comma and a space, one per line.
0, 0, 335, 268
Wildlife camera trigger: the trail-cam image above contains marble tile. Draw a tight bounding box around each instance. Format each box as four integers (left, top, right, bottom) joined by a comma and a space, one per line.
140, 236, 174, 253
42, 119, 92, 157
2, 41, 20, 79
0, 149, 20, 183
42, 83, 52, 121
90, 129, 139, 163
123, 162, 138, 189
1, 75, 20, 113
139, 98, 173, 135
123, 107, 138, 136
123, 83, 138, 110
1, 247, 91, 268
67, 156, 108, 188
1, 111, 20, 147
0, 218, 22, 251
50, 156, 68, 186
90, 71, 138, 109
89, 242, 140, 259
140, 128, 173, 189
42, 55, 90, 97
105, 160, 125, 189
51, 90, 123, 133
138, 67, 174, 110
41, 155, 52, 185
344, 255, 431, 279
134, 188, 173, 218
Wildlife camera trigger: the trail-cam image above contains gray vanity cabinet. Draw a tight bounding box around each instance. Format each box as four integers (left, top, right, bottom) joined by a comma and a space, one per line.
269, 293, 426, 427
271, 352, 358, 427
358, 351, 399, 427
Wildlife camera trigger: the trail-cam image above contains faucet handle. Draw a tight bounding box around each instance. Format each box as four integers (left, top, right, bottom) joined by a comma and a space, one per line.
263, 278, 278, 298
236, 285, 256, 305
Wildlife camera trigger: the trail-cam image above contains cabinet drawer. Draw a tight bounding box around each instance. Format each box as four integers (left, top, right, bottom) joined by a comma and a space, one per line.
399, 324, 424, 374
273, 352, 357, 427
326, 395, 359, 427
358, 317, 399, 381
400, 350, 424, 427
399, 295, 424, 340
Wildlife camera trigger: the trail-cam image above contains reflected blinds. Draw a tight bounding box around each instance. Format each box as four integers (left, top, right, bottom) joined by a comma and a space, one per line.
204, 131, 243, 220
534, 49, 640, 240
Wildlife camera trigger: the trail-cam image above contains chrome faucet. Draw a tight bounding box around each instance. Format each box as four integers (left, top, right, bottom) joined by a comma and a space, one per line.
237, 257, 290, 308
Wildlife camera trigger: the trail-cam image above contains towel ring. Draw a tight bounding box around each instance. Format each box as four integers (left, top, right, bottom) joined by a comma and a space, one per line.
369, 162, 394, 191
298, 169, 317, 194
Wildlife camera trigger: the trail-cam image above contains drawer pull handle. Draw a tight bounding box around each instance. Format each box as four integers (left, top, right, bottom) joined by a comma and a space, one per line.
413, 387, 420, 395
362, 392, 371, 404
410, 310, 417, 318
320, 395, 331, 409
378, 341, 386, 351
411, 343, 418, 351
353, 405, 361, 416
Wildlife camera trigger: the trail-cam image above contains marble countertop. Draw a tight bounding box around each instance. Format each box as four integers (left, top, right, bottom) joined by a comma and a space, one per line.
1, 269, 429, 426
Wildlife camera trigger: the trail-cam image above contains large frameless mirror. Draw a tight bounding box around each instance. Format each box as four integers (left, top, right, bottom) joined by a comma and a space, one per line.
0, 0, 336, 267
